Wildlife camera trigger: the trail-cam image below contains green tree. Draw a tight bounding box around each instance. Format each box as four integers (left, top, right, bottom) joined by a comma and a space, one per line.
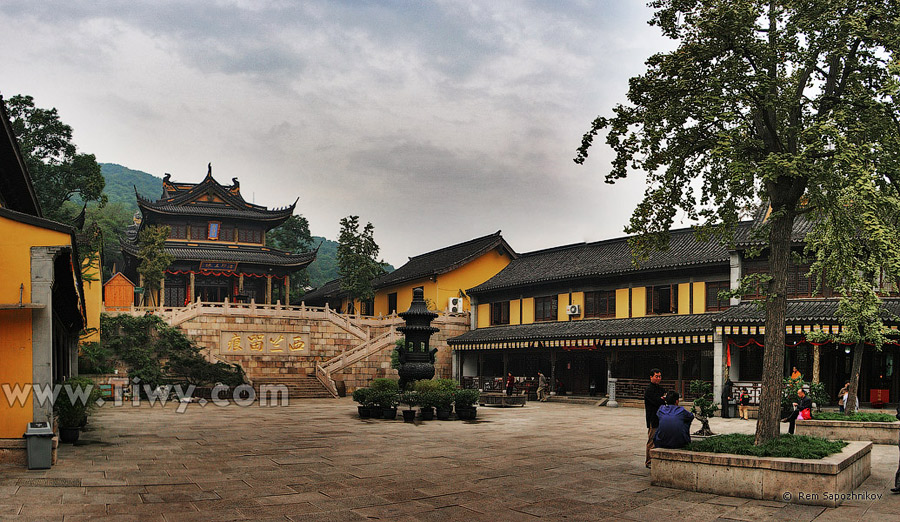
576, 1, 900, 443
337, 215, 385, 303
84, 202, 136, 280
6, 95, 105, 222
267, 214, 314, 296
137, 226, 174, 307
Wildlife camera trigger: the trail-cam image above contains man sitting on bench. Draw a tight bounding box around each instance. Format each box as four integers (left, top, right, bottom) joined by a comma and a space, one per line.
654, 391, 695, 449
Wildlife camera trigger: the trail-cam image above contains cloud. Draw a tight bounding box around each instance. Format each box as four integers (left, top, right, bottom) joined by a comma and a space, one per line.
0, 0, 669, 267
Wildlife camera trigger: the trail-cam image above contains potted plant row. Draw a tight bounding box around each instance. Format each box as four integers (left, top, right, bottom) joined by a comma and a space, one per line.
352, 379, 480, 421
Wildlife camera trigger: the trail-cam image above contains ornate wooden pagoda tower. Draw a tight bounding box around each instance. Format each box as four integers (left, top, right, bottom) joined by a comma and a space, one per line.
121, 165, 316, 307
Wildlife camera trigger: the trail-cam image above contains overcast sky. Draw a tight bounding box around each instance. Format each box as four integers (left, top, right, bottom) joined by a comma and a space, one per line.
0, 1, 676, 268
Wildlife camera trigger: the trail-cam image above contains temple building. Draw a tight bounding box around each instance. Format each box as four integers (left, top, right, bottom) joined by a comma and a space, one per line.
121, 166, 316, 307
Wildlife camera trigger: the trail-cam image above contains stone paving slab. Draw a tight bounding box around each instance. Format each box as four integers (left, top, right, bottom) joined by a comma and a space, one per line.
0, 398, 898, 520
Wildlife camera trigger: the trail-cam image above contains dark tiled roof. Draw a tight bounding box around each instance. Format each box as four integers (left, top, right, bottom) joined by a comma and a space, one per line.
714, 298, 900, 324
137, 170, 296, 223
448, 314, 716, 345
734, 204, 814, 247
301, 278, 348, 303
373, 231, 516, 289
468, 227, 731, 294
121, 240, 316, 268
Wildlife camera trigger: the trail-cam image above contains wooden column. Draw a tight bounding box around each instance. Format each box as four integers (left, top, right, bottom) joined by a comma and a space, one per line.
159, 277, 165, 309
266, 275, 272, 305
189, 272, 195, 302
239, 273, 244, 293
284, 275, 290, 305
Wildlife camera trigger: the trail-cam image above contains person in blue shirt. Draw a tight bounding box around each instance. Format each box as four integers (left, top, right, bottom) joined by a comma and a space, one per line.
654, 391, 695, 449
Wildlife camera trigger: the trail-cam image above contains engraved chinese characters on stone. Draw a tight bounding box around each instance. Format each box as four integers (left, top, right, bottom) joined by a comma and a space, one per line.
248, 334, 265, 351
288, 336, 306, 352
220, 332, 310, 354
269, 334, 285, 352
226, 333, 243, 352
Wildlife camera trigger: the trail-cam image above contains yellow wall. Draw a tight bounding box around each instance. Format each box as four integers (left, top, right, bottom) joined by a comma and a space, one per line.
374, 280, 437, 316
570, 292, 584, 320
81, 255, 102, 344
557, 293, 570, 322
477, 303, 490, 328
0, 217, 77, 438
693, 282, 707, 314
0, 216, 72, 305
631, 287, 647, 318
615, 288, 629, 318
436, 249, 511, 312
522, 297, 534, 324
510, 299, 521, 325
677, 283, 691, 315
373, 247, 512, 316
0, 310, 34, 438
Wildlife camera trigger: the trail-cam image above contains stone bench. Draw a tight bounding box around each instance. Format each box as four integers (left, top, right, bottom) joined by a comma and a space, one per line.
651, 441, 871, 507
796, 419, 900, 444
479, 393, 527, 407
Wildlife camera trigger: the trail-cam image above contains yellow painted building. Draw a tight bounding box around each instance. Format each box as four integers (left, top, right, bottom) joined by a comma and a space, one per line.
0, 96, 86, 444
372, 231, 516, 316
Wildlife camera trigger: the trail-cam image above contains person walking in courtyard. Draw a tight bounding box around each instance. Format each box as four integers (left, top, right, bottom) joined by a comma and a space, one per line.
738, 388, 751, 420
537, 371, 549, 402
505, 372, 515, 396
721, 379, 734, 418
781, 387, 812, 434
644, 368, 666, 468
654, 391, 694, 449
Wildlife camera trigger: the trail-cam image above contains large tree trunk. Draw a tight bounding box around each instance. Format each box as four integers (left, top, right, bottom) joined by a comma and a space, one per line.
845, 341, 864, 415
755, 208, 794, 445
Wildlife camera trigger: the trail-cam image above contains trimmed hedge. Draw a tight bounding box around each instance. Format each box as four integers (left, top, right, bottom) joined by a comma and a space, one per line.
686, 433, 847, 459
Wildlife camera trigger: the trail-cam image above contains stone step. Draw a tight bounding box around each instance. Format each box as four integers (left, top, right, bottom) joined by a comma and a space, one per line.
253, 376, 333, 398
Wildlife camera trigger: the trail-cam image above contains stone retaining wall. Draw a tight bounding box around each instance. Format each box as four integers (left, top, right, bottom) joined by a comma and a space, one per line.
796, 419, 900, 444
651, 441, 872, 507
177, 312, 469, 392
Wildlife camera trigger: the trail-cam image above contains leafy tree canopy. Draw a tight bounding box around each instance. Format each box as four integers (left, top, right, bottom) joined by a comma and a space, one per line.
337, 215, 385, 302
267, 214, 314, 297
137, 225, 174, 306
576, 0, 900, 443
6, 94, 105, 222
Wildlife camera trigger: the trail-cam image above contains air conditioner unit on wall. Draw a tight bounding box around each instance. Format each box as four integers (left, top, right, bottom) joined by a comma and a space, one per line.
449, 297, 464, 313
566, 304, 581, 315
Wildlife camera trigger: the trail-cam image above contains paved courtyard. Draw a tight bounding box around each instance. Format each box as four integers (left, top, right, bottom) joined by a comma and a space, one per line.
0, 398, 898, 521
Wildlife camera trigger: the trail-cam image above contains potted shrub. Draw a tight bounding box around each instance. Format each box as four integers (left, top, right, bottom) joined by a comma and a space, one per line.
434, 389, 455, 420
414, 380, 440, 420
454, 388, 480, 420
54, 376, 101, 443
370, 378, 400, 420
400, 391, 419, 422
352, 388, 372, 418
417, 390, 437, 420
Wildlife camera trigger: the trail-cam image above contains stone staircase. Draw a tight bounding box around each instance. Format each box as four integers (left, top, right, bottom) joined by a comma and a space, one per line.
253, 375, 334, 399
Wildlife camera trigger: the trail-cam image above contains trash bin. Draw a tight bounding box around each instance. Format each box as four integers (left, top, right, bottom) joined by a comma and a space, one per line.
24, 422, 54, 470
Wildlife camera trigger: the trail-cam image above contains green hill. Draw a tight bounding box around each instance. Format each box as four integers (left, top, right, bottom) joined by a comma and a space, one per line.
99, 163, 163, 212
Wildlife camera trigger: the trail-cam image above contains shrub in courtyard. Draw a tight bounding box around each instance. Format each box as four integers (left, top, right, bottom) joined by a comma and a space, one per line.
782, 378, 830, 414
100, 314, 245, 392
813, 412, 897, 423
78, 342, 116, 374
687, 433, 847, 459
690, 380, 718, 436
